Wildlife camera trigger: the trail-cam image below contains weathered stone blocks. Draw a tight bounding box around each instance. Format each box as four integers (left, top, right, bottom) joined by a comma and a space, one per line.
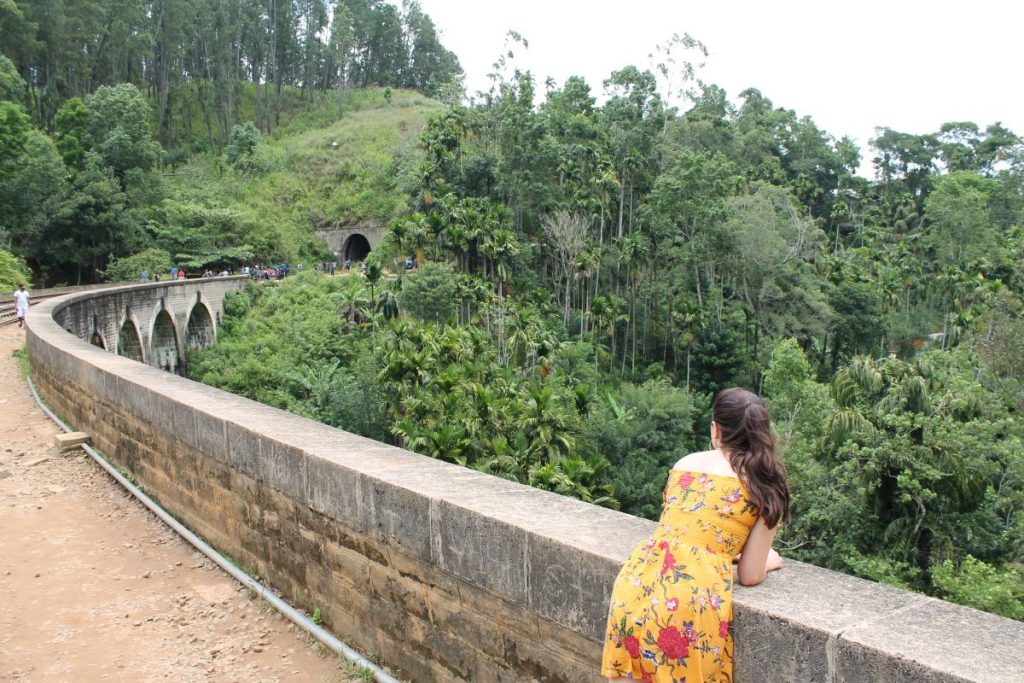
434, 496, 529, 604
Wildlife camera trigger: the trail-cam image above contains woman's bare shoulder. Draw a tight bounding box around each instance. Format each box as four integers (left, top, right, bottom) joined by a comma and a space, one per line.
673, 450, 736, 476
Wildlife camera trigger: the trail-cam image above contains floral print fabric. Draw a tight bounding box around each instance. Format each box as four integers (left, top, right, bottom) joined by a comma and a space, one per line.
601, 471, 758, 683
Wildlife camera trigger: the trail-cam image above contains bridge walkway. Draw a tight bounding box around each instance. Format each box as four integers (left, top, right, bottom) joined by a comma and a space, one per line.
0, 326, 361, 682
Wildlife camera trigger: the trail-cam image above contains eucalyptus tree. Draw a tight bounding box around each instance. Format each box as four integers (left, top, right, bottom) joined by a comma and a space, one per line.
643, 148, 740, 309
871, 127, 940, 211
401, 1, 461, 95
663, 83, 735, 157
325, 1, 354, 94
541, 209, 591, 328
298, 0, 328, 100
601, 66, 664, 239
720, 183, 831, 380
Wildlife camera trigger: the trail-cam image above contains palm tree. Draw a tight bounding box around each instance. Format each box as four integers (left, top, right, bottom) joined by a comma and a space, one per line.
288, 360, 341, 421
616, 233, 649, 374
575, 248, 598, 337
591, 295, 627, 372
519, 385, 576, 462
481, 228, 519, 298
338, 278, 369, 327
675, 298, 707, 389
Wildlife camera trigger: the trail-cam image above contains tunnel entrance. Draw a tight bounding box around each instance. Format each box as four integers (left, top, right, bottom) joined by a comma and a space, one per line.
89, 332, 106, 349
186, 304, 215, 350
118, 320, 144, 362
343, 234, 371, 264
151, 310, 182, 375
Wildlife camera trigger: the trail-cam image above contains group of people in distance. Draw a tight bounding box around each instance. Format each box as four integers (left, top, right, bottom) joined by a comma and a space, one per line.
200, 269, 232, 278
246, 264, 292, 281
129, 257, 411, 284
314, 261, 337, 275
139, 267, 188, 283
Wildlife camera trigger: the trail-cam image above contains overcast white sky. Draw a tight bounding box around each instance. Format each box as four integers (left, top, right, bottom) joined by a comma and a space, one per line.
417, 0, 1023, 175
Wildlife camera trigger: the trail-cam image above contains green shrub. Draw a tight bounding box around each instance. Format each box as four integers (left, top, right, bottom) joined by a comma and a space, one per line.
101, 247, 173, 282
398, 261, 457, 324
0, 249, 31, 290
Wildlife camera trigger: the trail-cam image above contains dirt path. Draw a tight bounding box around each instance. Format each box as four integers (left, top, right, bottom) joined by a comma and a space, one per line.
0, 326, 369, 682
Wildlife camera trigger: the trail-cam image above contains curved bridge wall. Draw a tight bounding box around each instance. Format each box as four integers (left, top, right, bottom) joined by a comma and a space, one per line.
25, 281, 1024, 682
50, 277, 246, 373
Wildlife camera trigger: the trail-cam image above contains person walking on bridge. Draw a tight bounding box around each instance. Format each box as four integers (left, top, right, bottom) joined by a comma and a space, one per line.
13, 283, 29, 329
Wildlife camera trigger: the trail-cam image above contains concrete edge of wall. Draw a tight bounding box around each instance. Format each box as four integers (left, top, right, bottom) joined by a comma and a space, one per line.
25, 281, 1024, 682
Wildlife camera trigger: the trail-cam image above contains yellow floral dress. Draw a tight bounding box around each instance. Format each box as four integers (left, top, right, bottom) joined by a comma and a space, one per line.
601, 471, 758, 683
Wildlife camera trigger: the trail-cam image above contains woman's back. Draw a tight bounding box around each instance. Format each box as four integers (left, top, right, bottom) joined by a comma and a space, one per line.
674, 448, 737, 477
601, 467, 758, 682
661, 468, 757, 557
602, 387, 788, 682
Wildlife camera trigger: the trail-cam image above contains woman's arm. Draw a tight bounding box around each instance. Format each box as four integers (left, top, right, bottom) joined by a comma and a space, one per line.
736, 517, 781, 586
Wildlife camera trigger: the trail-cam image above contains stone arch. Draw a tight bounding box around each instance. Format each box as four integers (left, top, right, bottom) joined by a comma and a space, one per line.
343, 233, 372, 263
117, 311, 145, 363
89, 314, 107, 350
185, 297, 216, 350
151, 308, 182, 375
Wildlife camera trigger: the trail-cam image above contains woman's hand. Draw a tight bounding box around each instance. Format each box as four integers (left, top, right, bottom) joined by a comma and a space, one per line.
766, 548, 783, 572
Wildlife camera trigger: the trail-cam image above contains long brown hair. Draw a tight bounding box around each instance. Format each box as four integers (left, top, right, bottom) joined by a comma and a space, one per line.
713, 387, 789, 528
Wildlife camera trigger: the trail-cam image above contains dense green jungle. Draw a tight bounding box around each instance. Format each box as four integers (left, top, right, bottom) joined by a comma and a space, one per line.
2, 0, 1022, 620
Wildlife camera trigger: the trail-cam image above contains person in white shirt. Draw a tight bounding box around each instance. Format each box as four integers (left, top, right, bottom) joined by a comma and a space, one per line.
13, 283, 29, 328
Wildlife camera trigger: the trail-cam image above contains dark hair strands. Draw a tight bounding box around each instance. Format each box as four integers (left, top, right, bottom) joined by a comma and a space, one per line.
713, 388, 790, 528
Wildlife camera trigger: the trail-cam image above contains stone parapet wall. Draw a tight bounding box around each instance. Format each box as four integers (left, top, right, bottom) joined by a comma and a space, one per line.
25, 282, 1024, 682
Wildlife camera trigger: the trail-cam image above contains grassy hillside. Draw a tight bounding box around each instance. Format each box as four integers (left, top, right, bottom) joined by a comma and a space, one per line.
168, 88, 440, 264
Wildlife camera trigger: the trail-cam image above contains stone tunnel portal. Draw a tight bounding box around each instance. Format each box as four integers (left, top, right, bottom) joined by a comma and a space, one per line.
343, 234, 371, 263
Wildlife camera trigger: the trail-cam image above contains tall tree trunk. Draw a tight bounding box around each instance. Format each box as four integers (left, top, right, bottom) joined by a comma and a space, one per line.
263, 79, 272, 134
253, 62, 263, 132
196, 80, 213, 148
87, 13, 116, 93
270, 0, 280, 127
617, 171, 626, 239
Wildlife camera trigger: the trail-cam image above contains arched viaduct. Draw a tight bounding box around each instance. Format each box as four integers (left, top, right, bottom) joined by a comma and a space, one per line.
24, 279, 1024, 682
50, 276, 246, 375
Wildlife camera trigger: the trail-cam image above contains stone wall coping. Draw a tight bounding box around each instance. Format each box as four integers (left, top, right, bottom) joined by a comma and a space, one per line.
26, 275, 248, 299
26, 282, 1024, 682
